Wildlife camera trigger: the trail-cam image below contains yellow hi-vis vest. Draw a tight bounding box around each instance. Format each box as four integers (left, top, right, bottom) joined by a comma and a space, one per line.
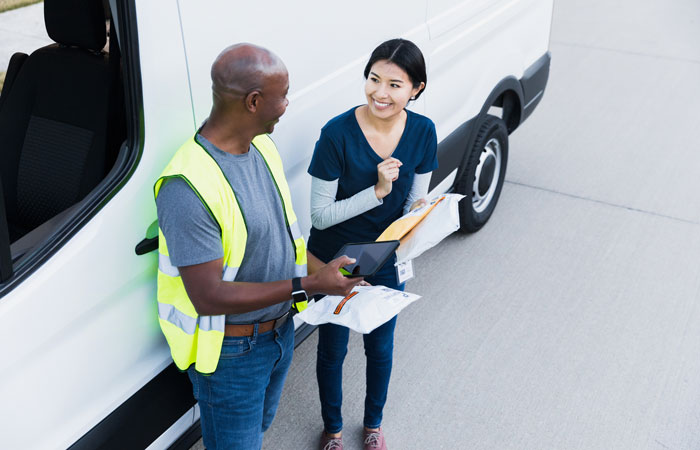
154, 134, 307, 374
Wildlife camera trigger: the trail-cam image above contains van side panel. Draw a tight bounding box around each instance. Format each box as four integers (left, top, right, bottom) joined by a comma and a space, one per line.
423, 0, 553, 191
177, 1, 430, 241
425, 0, 553, 141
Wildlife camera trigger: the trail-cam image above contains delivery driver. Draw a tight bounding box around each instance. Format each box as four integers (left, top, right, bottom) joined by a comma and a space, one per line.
154, 43, 361, 450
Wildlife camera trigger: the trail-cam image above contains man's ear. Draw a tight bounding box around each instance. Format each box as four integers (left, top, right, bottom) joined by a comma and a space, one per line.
245, 90, 261, 113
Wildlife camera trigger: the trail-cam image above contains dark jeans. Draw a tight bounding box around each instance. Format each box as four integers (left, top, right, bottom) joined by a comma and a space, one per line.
317, 316, 398, 432
316, 271, 403, 433
187, 318, 294, 450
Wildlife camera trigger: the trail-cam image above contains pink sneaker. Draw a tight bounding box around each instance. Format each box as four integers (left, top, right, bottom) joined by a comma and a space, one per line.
320, 431, 343, 450
363, 428, 387, 450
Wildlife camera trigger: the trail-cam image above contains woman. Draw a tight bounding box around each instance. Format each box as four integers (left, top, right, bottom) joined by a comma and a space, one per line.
307, 39, 438, 450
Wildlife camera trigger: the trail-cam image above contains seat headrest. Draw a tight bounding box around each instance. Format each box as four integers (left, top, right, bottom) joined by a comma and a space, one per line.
44, 0, 106, 52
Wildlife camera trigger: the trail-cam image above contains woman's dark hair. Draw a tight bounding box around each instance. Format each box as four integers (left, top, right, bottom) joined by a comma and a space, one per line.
363, 38, 427, 100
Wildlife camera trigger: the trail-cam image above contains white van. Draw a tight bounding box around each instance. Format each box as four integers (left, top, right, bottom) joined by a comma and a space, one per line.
0, 0, 552, 448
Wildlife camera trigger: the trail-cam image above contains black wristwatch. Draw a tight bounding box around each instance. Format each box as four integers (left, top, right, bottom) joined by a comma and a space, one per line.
291, 277, 309, 313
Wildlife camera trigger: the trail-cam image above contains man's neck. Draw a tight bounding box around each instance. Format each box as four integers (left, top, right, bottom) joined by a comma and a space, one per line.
200, 117, 254, 155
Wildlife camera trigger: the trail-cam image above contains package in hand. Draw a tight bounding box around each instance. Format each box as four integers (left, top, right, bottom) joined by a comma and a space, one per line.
296, 285, 422, 334
395, 193, 465, 264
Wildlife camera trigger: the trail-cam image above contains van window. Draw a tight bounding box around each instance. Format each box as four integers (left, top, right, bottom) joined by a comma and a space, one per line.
0, 1, 137, 291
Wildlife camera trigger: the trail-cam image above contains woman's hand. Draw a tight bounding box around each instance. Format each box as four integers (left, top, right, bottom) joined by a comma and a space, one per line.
374, 157, 402, 199
409, 198, 427, 212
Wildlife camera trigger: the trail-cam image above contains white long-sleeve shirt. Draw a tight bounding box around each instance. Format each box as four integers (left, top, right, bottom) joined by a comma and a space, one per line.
310, 172, 432, 230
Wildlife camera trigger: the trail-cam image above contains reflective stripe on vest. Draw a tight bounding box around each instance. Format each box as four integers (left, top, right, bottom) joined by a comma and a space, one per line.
158, 302, 226, 334
154, 134, 306, 374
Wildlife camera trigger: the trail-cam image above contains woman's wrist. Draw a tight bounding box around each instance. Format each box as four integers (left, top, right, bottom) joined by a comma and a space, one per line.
374, 183, 390, 199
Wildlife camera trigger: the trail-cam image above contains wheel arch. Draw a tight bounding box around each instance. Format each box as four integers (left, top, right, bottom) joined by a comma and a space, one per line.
454, 76, 524, 183
485, 76, 524, 134
492, 88, 523, 134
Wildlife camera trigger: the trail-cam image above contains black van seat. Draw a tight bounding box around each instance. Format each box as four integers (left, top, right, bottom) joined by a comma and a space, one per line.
0, 0, 124, 243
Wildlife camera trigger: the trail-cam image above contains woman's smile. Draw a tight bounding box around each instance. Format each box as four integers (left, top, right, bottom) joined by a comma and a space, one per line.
372, 98, 393, 110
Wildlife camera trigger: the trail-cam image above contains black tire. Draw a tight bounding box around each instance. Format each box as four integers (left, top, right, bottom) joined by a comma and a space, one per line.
455, 115, 509, 233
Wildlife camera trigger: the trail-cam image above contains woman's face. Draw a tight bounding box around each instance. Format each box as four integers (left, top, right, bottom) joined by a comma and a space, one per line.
364, 60, 424, 120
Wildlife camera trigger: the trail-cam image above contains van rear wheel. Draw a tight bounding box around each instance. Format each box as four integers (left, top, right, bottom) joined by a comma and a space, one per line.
455, 115, 508, 233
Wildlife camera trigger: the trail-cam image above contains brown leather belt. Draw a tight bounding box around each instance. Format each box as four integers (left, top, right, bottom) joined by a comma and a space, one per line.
224, 311, 290, 337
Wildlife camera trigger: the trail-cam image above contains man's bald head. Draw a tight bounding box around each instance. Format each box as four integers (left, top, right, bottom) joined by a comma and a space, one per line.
211, 43, 287, 102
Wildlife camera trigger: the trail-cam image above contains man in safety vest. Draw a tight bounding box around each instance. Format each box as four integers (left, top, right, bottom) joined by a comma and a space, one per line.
154, 43, 361, 449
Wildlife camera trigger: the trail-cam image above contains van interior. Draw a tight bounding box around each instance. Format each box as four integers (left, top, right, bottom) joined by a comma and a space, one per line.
0, 0, 127, 284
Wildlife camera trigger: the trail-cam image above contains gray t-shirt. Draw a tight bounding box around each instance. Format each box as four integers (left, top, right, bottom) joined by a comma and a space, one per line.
156, 134, 297, 324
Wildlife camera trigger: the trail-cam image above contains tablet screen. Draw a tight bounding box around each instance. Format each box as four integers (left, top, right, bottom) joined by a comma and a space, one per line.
333, 240, 400, 277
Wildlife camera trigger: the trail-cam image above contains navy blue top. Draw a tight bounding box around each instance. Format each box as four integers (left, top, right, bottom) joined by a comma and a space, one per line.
307, 107, 438, 284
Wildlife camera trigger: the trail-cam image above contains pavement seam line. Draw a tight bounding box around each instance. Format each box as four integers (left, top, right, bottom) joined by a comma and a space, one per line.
551, 40, 700, 66
504, 180, 700, 226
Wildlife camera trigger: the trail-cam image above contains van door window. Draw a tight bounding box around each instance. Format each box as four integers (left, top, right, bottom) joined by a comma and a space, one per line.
0, 0, 133, 293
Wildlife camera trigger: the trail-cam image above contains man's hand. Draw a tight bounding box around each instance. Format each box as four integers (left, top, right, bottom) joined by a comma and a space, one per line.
304, 256, 363, 296
374, 158, 402, 199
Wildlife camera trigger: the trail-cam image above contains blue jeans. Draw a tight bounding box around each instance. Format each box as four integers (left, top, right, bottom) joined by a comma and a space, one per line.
187, 318, 294, 450
316, 271, 403, 433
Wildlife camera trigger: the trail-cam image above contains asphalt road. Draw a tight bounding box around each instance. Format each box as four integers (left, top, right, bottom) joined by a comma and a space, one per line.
185, 1, 700, 449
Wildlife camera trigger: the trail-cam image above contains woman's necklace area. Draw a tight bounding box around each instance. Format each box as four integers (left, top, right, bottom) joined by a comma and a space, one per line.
360, 106, 406, 159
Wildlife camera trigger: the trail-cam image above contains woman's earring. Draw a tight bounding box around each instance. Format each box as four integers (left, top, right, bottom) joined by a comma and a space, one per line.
410, 96, 416, 100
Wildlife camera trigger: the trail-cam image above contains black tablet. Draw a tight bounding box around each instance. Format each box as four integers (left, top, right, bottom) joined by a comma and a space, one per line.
332, 240, 400, 278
